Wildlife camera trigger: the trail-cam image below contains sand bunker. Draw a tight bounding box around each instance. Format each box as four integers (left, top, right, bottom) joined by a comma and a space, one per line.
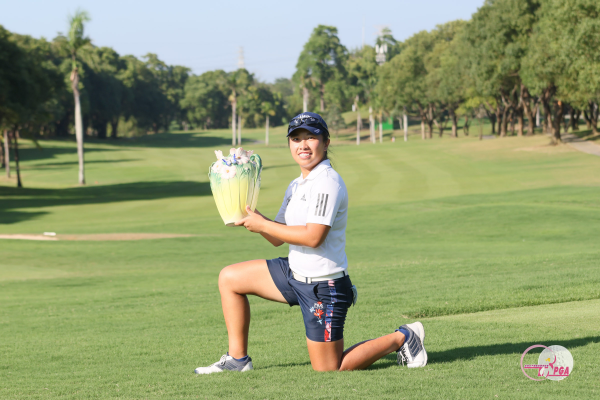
0, 233, 199, 241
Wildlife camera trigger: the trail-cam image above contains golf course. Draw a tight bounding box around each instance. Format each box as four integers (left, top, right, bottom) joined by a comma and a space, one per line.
1, 127, 599, 399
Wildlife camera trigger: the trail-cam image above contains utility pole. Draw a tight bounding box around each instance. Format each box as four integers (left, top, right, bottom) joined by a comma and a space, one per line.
238, 47, 245, 69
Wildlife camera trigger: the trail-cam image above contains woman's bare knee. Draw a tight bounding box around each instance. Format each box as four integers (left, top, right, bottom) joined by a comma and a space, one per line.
218, 265, 238, 292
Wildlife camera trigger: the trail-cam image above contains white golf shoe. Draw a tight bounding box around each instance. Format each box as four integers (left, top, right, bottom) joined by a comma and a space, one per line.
194, 354, 253, 375
397, 321, 428, 368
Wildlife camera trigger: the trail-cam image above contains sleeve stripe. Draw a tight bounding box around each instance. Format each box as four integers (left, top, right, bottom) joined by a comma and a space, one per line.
315, 193, 321, 216
321, 194, 329, 216
314, 193, 329, 217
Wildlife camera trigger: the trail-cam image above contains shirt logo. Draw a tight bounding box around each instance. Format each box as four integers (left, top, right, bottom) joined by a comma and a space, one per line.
315, 193, 329, 217
300, 194, 306, 201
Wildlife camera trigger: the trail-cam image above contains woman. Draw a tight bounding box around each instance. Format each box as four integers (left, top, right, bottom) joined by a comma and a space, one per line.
195, 112, 427, 374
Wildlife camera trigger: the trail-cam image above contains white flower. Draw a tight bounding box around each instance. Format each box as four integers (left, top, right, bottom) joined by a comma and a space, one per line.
211, 162, 222, 173
220, 164, 237, 179
238, 155, 249, 164
246, 150, 254, 157
229, 148, 237, 156
215, 150, 224, 160
234, 147, 245, 158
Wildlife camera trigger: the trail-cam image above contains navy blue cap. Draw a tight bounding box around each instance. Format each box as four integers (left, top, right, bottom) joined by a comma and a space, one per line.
287, 112, 329, 137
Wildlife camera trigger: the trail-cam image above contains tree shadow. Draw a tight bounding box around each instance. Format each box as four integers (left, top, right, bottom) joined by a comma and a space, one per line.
104, 131, 255, 149
366, 335, 600, 370
0, 180, 211, 225
17, 145, 117, 163
24, 159, 140, 170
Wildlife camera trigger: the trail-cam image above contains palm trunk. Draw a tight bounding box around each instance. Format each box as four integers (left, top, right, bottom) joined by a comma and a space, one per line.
4, 130, 9, 178
265, 115, 269, 146
378, 112, 383, 143
355, 97, 361, 145
12, 131, 22, 188
237, 113, 242, 146
368, 106, 375, 143
72, 69, 85, 185
403, 108, 408, 142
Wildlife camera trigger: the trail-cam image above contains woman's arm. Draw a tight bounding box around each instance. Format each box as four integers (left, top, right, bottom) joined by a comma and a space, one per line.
235, 206, 330, 248
251, 209, 285, 247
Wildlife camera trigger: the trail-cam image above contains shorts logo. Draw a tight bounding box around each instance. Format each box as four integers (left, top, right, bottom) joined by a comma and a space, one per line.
310, 302, 324, 324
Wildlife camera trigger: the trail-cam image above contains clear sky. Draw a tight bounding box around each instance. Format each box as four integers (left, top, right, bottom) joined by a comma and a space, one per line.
1, 0, 484, 82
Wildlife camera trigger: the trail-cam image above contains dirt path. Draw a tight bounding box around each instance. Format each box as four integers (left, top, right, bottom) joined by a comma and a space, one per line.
0, 233, 202, 241
562, 133, 600, 157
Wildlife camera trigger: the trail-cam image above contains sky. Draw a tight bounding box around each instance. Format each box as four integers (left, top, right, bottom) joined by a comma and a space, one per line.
1, 0, 485, 83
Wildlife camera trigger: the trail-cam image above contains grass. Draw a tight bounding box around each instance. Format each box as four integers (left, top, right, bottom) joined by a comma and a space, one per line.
1, 126, 600, 399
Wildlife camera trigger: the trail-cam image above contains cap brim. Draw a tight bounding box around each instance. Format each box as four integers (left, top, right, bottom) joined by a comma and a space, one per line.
287, 125, 325, 137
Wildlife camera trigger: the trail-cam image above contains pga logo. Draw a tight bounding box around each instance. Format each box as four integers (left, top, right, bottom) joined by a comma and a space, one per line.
520, 345, 573, 381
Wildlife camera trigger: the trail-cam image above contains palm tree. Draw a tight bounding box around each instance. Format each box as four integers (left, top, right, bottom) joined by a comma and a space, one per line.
261, 101, 277, 146
67, 9, 91, 185
220, 69, 252, 146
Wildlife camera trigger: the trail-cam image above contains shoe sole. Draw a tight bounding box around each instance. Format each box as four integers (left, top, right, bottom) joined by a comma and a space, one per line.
406, 321, 427, 368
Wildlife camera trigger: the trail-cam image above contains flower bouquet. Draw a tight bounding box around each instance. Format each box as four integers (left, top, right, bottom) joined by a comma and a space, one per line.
209, 147, 262, 226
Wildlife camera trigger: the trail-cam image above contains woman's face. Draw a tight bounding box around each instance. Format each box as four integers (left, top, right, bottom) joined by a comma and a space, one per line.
288, 129, 329, 172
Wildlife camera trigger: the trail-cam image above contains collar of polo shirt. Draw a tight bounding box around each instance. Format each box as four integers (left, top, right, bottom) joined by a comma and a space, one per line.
299, 159, 331, 183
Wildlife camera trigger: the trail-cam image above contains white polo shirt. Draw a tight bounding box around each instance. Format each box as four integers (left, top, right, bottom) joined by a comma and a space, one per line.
275, 159, 348, 277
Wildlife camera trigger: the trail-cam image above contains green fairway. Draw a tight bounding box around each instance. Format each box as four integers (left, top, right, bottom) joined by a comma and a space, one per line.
1, 128, 599, 399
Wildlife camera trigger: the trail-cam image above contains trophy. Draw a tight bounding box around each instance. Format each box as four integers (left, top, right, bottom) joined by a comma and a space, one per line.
209, 147, 262, 226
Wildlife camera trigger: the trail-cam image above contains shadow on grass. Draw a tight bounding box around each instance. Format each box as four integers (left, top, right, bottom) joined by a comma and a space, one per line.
104, 131, 258, 149
24, 159, 140, 170
17, 144, 118, 163
367, 335, 600, 370
0, 180, 211, 225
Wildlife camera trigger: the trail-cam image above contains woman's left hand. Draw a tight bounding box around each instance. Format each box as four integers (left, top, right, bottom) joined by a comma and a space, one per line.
235, 206, 266, 233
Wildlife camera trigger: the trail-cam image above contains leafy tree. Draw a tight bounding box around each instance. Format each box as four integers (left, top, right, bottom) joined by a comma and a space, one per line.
294, 25, 347, 112
376, 29, 442, 139
0, 27, 60, 186
81, 47, 125, 138
465, 0, 541, 137
181, 69, 229, 129
426, 21, 468, 137
347, 45, 379, 142
523, 0, 600, 137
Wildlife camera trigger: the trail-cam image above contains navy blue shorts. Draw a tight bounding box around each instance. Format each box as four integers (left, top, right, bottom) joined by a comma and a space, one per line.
267, 257, 353, 342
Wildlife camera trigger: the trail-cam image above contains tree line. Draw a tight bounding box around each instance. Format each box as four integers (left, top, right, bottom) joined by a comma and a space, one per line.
2, 0, 600, 186
291, 0, 600, 143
